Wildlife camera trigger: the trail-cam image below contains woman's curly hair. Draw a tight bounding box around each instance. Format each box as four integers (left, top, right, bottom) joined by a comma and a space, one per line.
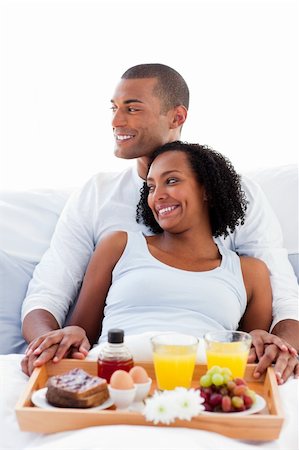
136, 141, 248, 238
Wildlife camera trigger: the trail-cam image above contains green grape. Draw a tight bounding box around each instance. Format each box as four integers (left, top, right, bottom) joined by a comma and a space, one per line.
222, 373, 231, 384
211, 373, 224, 386
200, 374, 212, 387
232, 396, 244, 409
207, 365, 221, 375
220, 367, 232, 378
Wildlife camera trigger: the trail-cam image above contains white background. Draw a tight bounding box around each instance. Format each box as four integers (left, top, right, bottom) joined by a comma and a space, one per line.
0, 0, 298, 190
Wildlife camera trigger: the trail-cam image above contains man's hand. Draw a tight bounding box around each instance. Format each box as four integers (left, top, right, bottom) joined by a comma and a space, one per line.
248, 329, 298, 384
21, 326, 91, 376
21, 344, 59, 376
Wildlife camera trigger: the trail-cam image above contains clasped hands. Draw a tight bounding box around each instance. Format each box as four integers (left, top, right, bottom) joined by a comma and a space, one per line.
248, 329, 298, 384
21, 327, 299, 382
21, 326, 91, 376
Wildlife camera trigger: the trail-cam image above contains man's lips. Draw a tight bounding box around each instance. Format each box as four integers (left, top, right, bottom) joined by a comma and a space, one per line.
115, 134, 135, 141
114, 130, 136, 142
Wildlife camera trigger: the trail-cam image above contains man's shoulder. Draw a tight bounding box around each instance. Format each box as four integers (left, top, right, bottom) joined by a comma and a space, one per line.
240, 174, 269, 207
64, 165, 141, 216
75, 165, 138, 197
241, 174, 262, 194
89, 165, 136, 186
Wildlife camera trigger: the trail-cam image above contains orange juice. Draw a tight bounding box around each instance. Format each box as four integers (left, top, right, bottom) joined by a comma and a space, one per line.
153, 345, 197, 390
206, 341, 249, 378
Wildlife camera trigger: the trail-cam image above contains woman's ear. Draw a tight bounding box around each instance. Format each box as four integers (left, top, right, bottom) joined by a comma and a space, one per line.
170, 105, 188, 129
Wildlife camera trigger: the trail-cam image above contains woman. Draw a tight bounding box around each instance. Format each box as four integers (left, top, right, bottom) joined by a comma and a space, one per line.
27, 141, 293, 372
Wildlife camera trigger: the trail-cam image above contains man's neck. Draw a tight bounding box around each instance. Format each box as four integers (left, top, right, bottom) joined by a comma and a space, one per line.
137, 156, 151, 180
136, 133, 182, 179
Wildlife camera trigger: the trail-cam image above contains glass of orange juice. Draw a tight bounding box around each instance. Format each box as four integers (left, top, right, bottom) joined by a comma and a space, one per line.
204, 331, 252, 378
151, 333, 198, 390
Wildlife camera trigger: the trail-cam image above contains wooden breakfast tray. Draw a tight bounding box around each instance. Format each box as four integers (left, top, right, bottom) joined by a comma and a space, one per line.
15, 359, 284, 440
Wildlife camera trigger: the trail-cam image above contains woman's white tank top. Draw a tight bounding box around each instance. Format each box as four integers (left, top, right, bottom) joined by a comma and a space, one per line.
100, 231, 247, 342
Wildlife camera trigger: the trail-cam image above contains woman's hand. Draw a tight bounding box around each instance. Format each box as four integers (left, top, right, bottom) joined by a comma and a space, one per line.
26, 326, 91, 361
21, 326, 91, 376
248, 329, 298, 384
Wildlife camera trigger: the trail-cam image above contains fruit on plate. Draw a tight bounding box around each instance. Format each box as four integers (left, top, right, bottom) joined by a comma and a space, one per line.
199, 366, 256, 412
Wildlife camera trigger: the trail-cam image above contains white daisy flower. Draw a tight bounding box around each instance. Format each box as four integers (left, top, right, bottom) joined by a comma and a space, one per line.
172, 388, 205, 421
142, 388, 205, 425
143, 391, 176, 425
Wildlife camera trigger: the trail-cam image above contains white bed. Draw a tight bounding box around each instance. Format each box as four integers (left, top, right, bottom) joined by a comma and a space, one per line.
0, 165, 298, 449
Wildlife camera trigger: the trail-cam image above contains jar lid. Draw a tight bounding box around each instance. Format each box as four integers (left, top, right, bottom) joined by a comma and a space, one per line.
108, 328, 124, 344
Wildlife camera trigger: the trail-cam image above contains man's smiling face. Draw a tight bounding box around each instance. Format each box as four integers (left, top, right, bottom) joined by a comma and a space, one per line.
111, 78, 174, 161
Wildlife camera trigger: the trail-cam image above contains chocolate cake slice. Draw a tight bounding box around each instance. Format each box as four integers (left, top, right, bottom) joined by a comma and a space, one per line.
46, 368, 109, 408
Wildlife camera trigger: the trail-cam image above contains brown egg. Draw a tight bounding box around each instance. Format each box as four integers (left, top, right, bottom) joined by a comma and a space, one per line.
129, 366, 149, 384
110, 370, 134, 390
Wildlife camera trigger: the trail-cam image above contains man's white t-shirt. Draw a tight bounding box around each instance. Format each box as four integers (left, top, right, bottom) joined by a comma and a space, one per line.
21, 165, 298, 329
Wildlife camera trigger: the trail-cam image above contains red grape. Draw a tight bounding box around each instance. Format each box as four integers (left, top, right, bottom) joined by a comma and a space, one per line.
199, 366, 258, 413
221, 395, 232, 412
209, 393, 222, 406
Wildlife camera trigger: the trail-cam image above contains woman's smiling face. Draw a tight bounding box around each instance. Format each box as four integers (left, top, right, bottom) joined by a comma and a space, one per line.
146, 150, 210, 234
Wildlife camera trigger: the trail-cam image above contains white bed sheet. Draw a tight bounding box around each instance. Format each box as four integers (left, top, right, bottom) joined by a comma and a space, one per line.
1, 352, 298, 450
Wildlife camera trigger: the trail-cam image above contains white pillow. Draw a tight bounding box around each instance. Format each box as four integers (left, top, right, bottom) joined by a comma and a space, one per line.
0, 250, 35, 354
0, 189, 71, 264
246, 164, 298, 254
246, 164, 298, 280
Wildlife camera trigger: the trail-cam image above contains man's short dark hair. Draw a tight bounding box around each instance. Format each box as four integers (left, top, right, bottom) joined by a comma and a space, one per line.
121, 63, 189, 113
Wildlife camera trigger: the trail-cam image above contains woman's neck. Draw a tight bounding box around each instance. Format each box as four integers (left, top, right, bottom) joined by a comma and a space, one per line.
148, 229, 219, 259
146, 231, 221, 272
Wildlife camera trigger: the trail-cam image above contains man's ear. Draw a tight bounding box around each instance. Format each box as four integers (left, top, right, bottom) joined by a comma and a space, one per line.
170, 105, 188, 129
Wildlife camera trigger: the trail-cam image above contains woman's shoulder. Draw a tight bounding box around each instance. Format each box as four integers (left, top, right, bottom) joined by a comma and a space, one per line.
93, 231, 128, 263
98, 230, 145, 252
239, 255, 270, 277
99, 230, 128, 247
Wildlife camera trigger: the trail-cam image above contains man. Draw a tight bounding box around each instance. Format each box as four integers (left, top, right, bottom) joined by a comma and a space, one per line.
21, 63, 299, 379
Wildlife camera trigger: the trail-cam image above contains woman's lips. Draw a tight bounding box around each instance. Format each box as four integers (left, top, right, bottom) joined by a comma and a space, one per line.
156, 205, 179, 217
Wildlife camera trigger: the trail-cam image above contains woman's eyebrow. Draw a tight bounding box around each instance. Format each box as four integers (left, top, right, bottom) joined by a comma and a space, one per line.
147, 169, 181, 182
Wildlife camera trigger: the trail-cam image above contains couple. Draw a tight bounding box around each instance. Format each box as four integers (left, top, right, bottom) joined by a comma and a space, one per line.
22, 64, 299, 382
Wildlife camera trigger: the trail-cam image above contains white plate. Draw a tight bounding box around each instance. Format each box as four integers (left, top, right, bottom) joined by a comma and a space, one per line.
202, 394, 266, 416
31, 387, 114, 411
